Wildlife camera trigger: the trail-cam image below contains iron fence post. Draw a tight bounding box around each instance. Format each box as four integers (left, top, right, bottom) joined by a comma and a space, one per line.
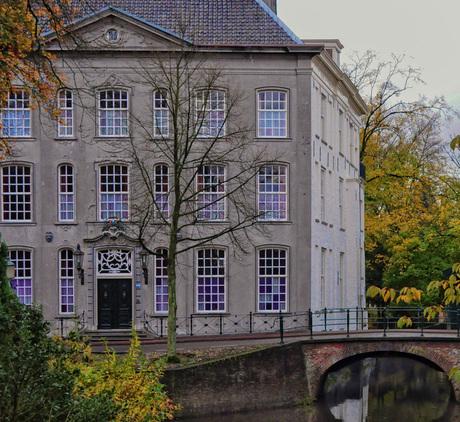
324, 308, 327, 331
160, 317, 164, 338
190, 314, 193, 336
356, 306, 359, 330
383, 307, 387, 337
219, 314, 223, 335
309, 308, 313, 340
419, 307, 424, 337
347, 309, 350, 337
457, 309, 460, 337
249, 311, 253, 333
279, 310, 284, 344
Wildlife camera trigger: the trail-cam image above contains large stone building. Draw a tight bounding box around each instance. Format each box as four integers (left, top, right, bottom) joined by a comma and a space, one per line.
1, 0, 366, 335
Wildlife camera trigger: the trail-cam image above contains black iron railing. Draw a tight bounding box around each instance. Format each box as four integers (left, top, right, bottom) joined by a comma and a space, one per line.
142, 307, 460, 342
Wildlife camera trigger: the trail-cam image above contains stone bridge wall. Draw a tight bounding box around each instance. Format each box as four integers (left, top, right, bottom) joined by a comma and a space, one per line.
162, 337, 460, 418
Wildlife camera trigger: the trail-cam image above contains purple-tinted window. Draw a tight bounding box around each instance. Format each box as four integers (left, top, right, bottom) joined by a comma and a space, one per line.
9, 250, 32, 305
155, 249, 168, 313
258, 165, 288, 220
2, 165, 32, 221
60, 249, 74, 314
197, 248, 225, 312
258, 248, 287, 312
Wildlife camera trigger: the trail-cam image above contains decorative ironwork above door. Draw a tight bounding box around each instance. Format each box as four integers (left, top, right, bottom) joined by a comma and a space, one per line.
97, 249, 132, 275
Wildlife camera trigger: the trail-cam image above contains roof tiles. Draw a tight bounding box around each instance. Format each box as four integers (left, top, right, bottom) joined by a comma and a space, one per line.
72, 0, 302, 45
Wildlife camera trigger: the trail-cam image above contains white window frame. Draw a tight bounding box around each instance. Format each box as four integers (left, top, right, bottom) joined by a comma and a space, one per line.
257, 90, 288, 138
9, 249, 33, 305
58, 89, 73, 137
58, 164, 75, 222
1, 90, 31, 138
257, 164, 288, 221
1, 164, 32, 222
59, 249, 75, 314
196, 248, 226, 313
339, 177, 344, 229
321, 248, 326, 308
196, 165, 226, 221
154, 249, 168, 313
257, 247, 288, 312
153, 90, 169, 137
196, 90, 226, 138
320, 94, 326, 141
154, 164, 169, 219
99, 164, 129, 221
98, 89, 129, 137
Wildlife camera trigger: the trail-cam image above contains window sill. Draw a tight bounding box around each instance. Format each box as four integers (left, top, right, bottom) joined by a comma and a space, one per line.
55, 221, 79, 226
54, 137, 78, 142
258, 220, 292, 224
94, 136, 130, 141
255, 137, 292, 142
4, 137, 36, 142
0, 221, 36, 226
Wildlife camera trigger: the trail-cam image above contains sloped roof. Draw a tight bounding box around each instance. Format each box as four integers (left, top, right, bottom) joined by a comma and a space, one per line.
71, 0, 303, 45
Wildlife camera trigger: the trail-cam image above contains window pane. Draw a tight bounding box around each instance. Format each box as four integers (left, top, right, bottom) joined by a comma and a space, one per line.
197, 249, 226, 312
155, 249, 168, 312
58, 165, 74, 221
99, 90, 129, 136
197, 165, 225, 220
1, 91, 31, 137
99, 165, 129, 220
154, 91, 169, 137
60, 249, 74, 313
258, 248, 287, 312
58, 90, 73, 137
154, 165, 169, 219
10, 250, 33, 305
197, 90, 226, 137
2, 165, 32, 221
258, 91, 287, 138
258, 165, 287, 220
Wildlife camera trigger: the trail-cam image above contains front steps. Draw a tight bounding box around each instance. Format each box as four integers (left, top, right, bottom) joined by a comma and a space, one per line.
84, 329, 150, 343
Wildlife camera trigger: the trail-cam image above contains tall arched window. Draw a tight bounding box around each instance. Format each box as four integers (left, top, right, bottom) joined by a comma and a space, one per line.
257, 90, 288, 138
59, 249, 75, 314
58, 164, 75, 222
155, 249, 168, 313
257, 248, 287, 312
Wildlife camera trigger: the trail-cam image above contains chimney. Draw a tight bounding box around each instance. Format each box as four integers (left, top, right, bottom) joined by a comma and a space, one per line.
262, 0, 277, 14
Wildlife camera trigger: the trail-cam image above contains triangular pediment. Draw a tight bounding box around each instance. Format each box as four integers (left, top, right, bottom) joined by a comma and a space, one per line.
46, 7, 190, 51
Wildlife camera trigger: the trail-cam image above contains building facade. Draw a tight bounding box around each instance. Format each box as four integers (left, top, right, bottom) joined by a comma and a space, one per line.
1, 0, 366, 335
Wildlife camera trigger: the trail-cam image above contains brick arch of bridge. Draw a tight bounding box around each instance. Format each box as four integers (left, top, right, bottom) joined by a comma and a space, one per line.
302, 340, 460, 401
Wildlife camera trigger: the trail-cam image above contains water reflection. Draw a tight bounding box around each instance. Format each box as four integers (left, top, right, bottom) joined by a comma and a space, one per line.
324, 355, 456, 422
179, 355, 458, 422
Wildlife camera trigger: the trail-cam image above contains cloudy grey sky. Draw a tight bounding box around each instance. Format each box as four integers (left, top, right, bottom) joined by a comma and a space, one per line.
277, 0, 460, 138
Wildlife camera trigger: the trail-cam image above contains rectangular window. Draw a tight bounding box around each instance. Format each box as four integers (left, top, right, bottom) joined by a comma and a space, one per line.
320, 167, 326, 221
338, 110, 344, 154
197, 165, 225, 220
58, 90, 73, 137
58, 165, 74, 222
321, 248, 326, 308
1, 90, 31, 137
258, 91, 287, 138
99, 164, 129, 220
258, 165, 287, 221
339, 252, 344, 308
320, 94, 326, 141
154, 165, 169, 219
258, 248, 287, 312
154, 90, 169, 137
59, 249, 74, 314
155, 249, 168, 313
10, 250, 32, 305
99, 90, 128, 136
339, 177, 344, 228
197, 90, 226, 137
2, 165, 32, 221
197, 248, 226, 312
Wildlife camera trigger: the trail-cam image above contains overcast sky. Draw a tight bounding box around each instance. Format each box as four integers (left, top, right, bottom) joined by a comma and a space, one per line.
277, 0, 460, 138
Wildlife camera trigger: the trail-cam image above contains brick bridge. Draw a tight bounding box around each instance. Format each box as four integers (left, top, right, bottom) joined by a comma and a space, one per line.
164, 333, 460, 418
302, 336, 460, 400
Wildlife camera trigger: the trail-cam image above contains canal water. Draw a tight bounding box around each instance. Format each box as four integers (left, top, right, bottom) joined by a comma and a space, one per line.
180, 355, 459, 421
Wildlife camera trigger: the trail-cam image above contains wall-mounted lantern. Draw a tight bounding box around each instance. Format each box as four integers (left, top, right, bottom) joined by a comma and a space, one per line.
6, 260, 16, 286
139, 248, 149, 285
74, 244, 85, 285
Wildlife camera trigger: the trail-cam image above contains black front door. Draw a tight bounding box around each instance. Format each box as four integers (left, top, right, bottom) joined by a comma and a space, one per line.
97, 279, 132, 329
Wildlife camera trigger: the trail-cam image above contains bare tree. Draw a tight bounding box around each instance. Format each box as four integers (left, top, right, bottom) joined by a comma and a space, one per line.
107, 45, 279, 362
